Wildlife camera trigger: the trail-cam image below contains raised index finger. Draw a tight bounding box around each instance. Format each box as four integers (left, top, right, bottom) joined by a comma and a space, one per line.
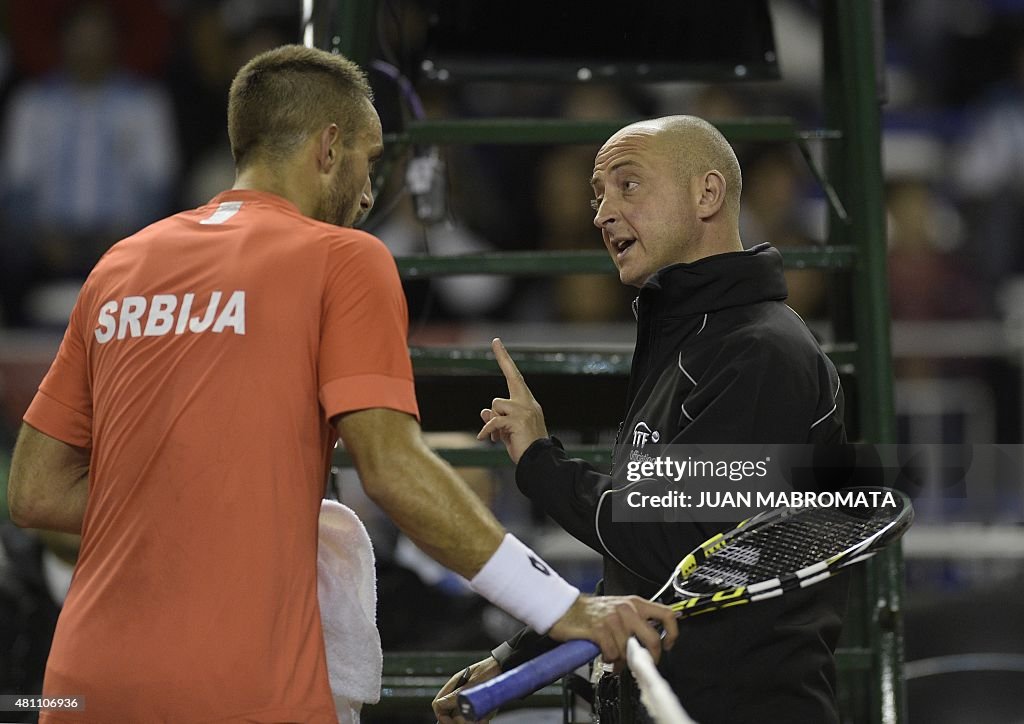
492, 337, 530, 398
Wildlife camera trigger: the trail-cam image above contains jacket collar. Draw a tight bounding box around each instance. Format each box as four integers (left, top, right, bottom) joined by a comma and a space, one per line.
635, 242, 788, 316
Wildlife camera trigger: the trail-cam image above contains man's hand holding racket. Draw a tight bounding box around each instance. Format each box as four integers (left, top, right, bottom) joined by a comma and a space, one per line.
433, 596, 678, 723
433, 657, 502, 724
549, 594, 678, 664
478, 337, 548, 464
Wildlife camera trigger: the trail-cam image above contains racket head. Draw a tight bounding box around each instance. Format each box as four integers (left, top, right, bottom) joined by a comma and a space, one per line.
668, 486, 912, 617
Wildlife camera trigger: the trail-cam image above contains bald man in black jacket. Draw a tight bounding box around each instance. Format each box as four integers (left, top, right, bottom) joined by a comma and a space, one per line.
434, 116, 848, 724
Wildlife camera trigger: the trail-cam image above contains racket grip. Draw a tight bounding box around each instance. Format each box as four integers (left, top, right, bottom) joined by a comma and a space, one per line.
458, 639, 600, 719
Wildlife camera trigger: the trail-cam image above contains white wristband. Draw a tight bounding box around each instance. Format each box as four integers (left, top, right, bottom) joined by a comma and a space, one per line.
470, 534, 580, 634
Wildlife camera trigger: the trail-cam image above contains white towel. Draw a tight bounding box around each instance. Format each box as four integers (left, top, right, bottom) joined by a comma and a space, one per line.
317, 499, 383, 723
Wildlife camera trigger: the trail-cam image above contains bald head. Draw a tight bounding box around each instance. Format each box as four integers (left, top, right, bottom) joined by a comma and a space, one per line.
609, 115, 743, 214
591, 114, 744, 281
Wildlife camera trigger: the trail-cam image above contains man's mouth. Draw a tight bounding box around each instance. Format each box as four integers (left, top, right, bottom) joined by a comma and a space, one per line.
613, 238, 636, 259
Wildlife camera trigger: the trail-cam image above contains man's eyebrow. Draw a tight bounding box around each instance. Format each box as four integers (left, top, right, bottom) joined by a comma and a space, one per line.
590, 160, 640, 188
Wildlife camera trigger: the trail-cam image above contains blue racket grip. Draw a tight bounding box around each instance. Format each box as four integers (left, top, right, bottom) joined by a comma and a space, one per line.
458, 639, 600, 720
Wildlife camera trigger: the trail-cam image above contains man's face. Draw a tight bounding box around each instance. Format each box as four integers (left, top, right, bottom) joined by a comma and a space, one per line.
590, 129, 699, 287
320, 99, 384, 227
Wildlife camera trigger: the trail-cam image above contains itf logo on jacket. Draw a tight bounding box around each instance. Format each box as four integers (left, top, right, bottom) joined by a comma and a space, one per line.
631, 421, 660, 448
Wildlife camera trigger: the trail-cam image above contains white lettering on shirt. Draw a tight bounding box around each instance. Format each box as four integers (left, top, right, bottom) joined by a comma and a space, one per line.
143, 294, 177, 336
95, 300, 118, 343
175, 293, 194, 335
117, 297, 147, 340
94, 291, 247, 344
189, 291, 221, 333
212, 291, 245, 334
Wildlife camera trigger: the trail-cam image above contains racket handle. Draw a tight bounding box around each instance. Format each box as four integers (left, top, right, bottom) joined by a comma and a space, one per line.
458, 639, 600, 720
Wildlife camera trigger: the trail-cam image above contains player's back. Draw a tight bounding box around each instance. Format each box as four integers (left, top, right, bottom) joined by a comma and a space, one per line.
39, 191, 375, 723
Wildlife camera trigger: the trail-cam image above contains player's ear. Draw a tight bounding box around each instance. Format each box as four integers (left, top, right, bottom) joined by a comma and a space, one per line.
316, 124, 340, 172
696, 170, 727, 220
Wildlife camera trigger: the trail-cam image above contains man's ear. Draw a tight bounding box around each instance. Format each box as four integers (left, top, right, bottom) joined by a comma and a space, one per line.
696, 170, 727, 219
316, 124, 341, 172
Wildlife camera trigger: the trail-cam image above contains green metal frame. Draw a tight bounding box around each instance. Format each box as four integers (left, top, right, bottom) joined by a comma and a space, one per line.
386, 116, 822, 145
383, 121, 850, 224
395, 245, 858, 277
333, 1, 901, 721
823, 3, 903, 723
404, 344, 858, 377
334, 445, 613, 469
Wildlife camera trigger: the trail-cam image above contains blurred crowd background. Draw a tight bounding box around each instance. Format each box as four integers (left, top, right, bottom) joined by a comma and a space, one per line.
1, 1, 1024, 721
0, 1, 1018, 331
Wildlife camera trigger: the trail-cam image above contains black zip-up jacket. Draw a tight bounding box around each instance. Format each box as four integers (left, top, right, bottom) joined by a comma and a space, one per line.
495, 244, 848, 724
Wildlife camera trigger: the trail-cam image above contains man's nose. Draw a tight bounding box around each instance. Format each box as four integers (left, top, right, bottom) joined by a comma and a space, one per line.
593, 198, 617, 229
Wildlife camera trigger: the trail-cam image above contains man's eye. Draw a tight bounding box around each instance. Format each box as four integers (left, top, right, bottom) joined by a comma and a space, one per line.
590, 198, 602, 211
623, 181, 639, 193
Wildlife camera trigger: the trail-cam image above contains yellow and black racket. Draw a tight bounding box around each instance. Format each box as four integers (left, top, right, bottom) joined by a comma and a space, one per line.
460, 486, 913, 720
663, 485, 912, 617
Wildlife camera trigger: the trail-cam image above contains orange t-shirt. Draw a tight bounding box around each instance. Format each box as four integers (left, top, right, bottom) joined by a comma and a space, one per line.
24, 190, 419, 723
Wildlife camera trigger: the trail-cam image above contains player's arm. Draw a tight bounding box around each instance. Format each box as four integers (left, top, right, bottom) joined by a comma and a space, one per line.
8, 422, 90, 534
336, 406, 503, 576
334, 407, 678, 665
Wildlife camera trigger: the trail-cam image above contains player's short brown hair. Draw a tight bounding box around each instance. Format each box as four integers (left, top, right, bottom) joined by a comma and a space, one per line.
228, 45, 373, 170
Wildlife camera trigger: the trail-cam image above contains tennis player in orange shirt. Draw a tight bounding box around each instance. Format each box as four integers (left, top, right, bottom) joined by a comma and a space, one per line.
6, 45, 676, 722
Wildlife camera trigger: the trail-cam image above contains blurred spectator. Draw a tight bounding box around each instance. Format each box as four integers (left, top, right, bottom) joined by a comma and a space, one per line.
165, 3, 238, 188
885, 2, 1024, 109
177, 2, 300, 209
887, 177, 978, 322
953, 34, 1024, 310
535, 142, 631, 322
532, 86, 646, 323
8, 0, 171, 79
0, 2, 178, 326
0, 524, 78, 722
739, 145, 828, 318
886, 172, 982, 379
885, 129, 978, 327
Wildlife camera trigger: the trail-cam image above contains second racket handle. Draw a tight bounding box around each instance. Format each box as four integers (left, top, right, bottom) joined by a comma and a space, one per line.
458, 639, 600, 720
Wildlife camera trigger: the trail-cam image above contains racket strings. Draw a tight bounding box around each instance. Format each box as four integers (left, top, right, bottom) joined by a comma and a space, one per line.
676, 504, 901, 595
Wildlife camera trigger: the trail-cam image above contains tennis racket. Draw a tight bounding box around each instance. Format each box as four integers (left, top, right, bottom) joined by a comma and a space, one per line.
459, 486, 913, 720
